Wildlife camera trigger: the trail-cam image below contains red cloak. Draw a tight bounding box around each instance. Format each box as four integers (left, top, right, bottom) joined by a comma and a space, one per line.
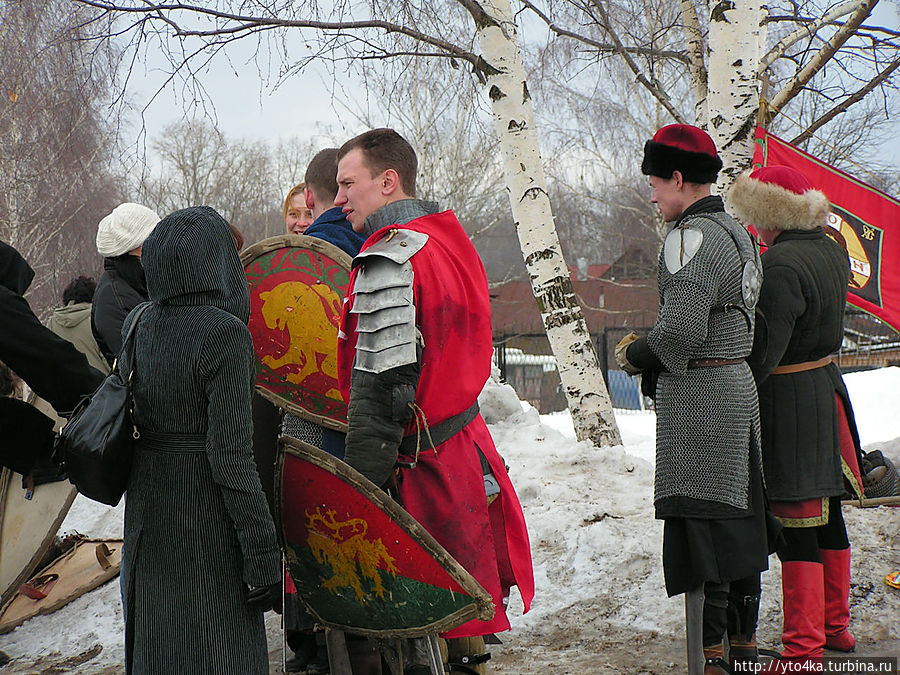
338, 210, 534, 637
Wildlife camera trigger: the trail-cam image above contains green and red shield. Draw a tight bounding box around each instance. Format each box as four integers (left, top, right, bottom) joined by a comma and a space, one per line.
241, 236, 351, 431
277, 437, 494, 637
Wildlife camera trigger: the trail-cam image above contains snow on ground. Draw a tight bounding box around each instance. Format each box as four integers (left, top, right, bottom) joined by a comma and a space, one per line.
2, 368, 899, 673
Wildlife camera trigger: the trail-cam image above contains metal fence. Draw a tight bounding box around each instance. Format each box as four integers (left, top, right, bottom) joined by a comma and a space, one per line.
493, 329, 649, 413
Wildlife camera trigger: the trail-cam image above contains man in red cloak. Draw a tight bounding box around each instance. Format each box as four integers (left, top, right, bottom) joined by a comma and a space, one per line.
335, 128, 534, 673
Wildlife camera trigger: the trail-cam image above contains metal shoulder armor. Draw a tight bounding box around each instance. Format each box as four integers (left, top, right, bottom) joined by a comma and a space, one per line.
663, 226, 704, 274
350, 229, 428, 374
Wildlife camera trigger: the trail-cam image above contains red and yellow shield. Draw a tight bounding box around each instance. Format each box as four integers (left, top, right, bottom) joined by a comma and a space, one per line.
277, 437, 494, 637
241, 235, 351, 431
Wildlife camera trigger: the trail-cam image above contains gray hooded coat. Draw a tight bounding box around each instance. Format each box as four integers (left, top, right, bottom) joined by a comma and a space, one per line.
120, 207, 280, 674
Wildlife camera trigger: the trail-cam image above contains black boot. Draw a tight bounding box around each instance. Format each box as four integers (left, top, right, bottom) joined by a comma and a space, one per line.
727, 592, 760, 669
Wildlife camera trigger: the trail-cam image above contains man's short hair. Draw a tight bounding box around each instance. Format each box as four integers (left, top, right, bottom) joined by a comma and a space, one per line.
62, 275, 96, 305
337, 128, 417, 197
305, 148, 340, 202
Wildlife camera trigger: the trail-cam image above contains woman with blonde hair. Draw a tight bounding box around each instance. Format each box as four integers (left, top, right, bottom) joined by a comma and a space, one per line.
283, 182, 314, 235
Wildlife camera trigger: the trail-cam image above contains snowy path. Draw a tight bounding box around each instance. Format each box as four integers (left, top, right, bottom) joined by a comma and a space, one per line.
1, 368, 898, 673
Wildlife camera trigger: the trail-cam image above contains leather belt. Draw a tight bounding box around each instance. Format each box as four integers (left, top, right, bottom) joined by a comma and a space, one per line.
398, 401, 480, 454
687, 357, 745, 368
771, 355, 833, 375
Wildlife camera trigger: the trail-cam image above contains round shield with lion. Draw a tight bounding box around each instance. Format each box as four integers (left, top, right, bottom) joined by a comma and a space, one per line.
241, 235, 352, 431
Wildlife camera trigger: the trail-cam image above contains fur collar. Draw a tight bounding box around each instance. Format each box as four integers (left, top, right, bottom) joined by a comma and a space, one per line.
727, 171, 830, 231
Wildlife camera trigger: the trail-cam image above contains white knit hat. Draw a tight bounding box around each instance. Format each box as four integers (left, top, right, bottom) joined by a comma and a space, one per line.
95, 203, 160, 257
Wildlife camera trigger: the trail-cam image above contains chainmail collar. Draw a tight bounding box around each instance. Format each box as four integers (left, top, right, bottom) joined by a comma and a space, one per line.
362, 198, 440, 238
677, 195, 724, 226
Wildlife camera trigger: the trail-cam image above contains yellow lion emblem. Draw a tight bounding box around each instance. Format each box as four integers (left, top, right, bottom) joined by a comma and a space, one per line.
306, 507, 399, 603
259, 281, 341, 399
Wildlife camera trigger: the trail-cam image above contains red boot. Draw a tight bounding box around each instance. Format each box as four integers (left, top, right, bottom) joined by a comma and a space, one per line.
821, 548, 855, 652
781, 561, 825, 659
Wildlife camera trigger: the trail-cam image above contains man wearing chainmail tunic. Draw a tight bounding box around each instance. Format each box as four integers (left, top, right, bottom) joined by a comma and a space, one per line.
615, 124, 772, 674
334, 128, 534, 674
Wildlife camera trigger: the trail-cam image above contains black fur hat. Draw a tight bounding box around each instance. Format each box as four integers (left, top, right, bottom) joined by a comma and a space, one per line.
641, 124, 723, 184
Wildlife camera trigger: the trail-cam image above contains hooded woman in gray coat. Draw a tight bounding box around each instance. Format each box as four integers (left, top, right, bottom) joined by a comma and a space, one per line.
120, 206, 281, 674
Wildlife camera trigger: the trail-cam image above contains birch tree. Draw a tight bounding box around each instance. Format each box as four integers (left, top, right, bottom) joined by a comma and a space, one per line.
474, 0, 621, 444
521, 0, 898, 189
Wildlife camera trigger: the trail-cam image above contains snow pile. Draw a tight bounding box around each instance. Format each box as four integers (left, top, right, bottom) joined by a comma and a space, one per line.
481, 374, 674, 634
1, 368, 899, 672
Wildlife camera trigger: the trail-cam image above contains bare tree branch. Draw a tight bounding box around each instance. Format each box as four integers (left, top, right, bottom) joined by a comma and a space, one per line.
766, 0, 879, 122
519, 0, 690, 64
587, 0, 687, 124
75, 0, 486, 71
767, 15, 900, 40
790, 55, 900, 145
759, 1, 862, 73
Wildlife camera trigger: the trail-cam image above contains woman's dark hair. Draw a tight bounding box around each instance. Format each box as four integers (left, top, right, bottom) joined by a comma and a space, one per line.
62, 275, 97, 305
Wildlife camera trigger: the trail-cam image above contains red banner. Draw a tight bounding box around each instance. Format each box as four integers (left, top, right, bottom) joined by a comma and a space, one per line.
752, 128, 900, 333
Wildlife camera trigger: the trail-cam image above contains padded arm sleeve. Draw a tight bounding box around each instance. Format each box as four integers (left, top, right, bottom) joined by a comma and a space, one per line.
344, 362, 419, 487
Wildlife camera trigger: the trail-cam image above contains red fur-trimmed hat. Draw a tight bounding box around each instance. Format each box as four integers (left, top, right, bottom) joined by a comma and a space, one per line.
727, 165, 831, 231
641, 124, 723, 184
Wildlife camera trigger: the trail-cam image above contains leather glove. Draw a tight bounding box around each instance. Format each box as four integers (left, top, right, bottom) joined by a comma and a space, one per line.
615, 332, 643, 376
246, 582, 282, 614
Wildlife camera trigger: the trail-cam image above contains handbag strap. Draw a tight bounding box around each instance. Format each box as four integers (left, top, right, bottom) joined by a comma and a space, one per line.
121, 302, 152, 440
114, 301, 152, 376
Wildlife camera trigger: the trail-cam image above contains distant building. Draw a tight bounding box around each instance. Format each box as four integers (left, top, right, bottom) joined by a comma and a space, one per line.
490, 247, 657, 412
490, 247, 658, 354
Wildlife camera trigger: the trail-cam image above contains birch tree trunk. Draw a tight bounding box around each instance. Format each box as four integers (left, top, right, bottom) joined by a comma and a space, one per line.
680, 0, 708, 127
706, 0, 765, 189
468, 0, 622, 448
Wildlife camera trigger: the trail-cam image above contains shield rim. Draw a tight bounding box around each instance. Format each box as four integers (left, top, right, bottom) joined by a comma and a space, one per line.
0, 467, 78, 608
276, 436, 494, 638
240, 234, 352, 432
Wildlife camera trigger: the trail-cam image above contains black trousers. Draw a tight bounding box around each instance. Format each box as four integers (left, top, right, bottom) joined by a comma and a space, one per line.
703, 574, 761, 647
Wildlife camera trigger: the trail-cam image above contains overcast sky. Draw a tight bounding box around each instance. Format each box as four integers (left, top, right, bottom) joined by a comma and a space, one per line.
127, 6, 900, 190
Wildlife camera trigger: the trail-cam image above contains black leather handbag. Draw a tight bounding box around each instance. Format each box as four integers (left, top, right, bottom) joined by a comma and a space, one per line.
55, 302, 151, 506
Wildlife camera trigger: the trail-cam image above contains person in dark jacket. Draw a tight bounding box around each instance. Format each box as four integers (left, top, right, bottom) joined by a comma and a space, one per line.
92, 203, 159, 366
279, 148, 369, 674
120, 207, 281, 674
616, 125, 771, 674
730, 166, 864, 664
0, 241, 104, 474
302, 148, 367, 260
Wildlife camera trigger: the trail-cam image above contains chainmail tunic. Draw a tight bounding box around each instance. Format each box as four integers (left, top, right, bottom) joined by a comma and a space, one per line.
648, 210, 762, 511
281, 411, 324, 448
